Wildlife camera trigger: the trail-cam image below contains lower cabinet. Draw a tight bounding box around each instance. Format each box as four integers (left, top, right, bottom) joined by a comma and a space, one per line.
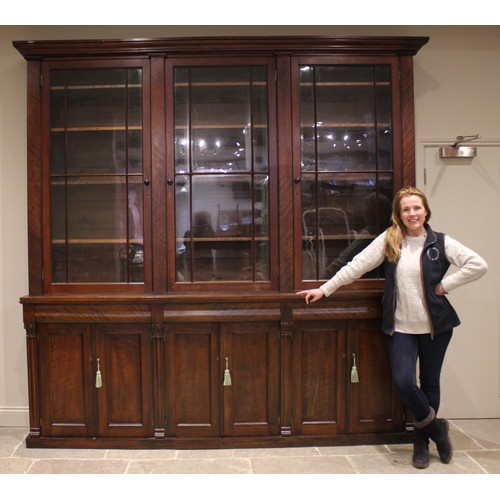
38, 323, 154, 439
27, 307, 407, 448
165, 321, 280, 438
292, 319, 404, 437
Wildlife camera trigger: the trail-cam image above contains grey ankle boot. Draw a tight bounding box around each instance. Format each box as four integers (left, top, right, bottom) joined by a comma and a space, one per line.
415, 407, 453, 464
424, 416, 453, 464
412, 428, 430, 469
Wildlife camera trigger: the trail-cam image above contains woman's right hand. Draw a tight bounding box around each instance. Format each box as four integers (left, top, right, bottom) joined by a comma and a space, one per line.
296, 288, 325, 304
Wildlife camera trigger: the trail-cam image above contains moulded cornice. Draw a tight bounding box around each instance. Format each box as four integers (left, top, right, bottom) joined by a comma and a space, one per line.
13, 35, 430, 60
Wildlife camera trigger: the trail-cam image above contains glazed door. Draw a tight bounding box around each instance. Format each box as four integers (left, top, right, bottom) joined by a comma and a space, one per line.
166, 58, 278, 292
291, 57, 400, 288
43, 59, 152, 293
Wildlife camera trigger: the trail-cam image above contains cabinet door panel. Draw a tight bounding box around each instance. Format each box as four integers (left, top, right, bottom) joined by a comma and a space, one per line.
38, 324, 94, 437
95, 324, 153, 437
292, 321, 346, 436
221, 322, 280, 437
165, 323, 220, 437
347, 319, 404, 433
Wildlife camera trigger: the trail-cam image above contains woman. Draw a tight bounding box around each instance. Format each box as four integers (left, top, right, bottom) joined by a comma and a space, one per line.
297, 186, 488, 469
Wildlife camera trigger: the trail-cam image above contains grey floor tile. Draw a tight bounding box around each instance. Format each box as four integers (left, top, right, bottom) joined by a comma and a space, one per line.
0, 427, 27, 458
317, 444, 390, 456
0, 457, 33, 473
15, 444, 107, 460
106, 448, 177, 460
251, 455, 355, 474
27, 459, 129, 474
128, 458, 252, 474
466, 450, 500, 473
176, 446, 320, 459
452, 419, 500, 449
350, 447, 486, 474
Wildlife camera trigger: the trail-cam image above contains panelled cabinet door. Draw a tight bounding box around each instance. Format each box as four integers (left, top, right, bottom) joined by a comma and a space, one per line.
165, 322, 221, 438
221, 322, 280, 437
292, 320, 347, 436
38, 324, 95, 437
347, 319, 404, 434
95, 324, 154, 438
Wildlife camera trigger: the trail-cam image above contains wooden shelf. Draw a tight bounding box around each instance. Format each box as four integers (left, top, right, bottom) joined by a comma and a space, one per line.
300, 81, 391, 87
51, 126, 142, 132
51, 84, 142, 90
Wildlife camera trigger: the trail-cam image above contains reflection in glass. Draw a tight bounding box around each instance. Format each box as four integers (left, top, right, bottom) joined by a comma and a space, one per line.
174, 66, 268, 174
299, 63, 393, 281
301, 173, 393, 281
50, 67, 144, 283
319, 189, 392, 279
174, 65, 270, 283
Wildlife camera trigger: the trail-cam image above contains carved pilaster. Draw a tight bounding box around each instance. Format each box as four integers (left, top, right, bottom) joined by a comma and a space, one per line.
24, 322, 37, 338
151, 321, 165, 438
280, 318, 294, 436
24, 321, 40, 438
280, 320, 294, 338
151, 323, 164, 340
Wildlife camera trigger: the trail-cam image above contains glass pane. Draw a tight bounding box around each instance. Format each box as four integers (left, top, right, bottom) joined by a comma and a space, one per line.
50, 67, 144, 284
175, 173, 270, 283
50, 68, 142, 176
174, 64, 270, 284
299, 66, 316, 173
375, 66, 393, 171
299, 64, 392, 173
254, 174, 270, 280
174, 67, 190, 173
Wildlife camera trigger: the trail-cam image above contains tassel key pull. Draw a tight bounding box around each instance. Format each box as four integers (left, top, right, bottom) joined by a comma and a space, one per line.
223, 357, 232, 386
95, 358, 103, 388
351, 353, 359, 384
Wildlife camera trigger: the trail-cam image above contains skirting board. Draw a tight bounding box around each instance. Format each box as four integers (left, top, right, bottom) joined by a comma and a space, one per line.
0, 407, 29, 427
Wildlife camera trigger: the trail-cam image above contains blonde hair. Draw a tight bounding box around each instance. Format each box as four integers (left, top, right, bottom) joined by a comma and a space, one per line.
384, 186, 432, 262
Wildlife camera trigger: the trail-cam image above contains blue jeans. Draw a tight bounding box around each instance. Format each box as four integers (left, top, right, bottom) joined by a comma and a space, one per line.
387, 330, 453, 423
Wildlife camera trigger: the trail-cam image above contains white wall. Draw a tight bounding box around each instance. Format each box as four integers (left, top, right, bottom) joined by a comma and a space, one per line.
1, 25, 499, 425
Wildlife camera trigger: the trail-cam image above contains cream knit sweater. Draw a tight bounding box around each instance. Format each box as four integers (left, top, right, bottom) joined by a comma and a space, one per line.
319, 231, 488, 334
